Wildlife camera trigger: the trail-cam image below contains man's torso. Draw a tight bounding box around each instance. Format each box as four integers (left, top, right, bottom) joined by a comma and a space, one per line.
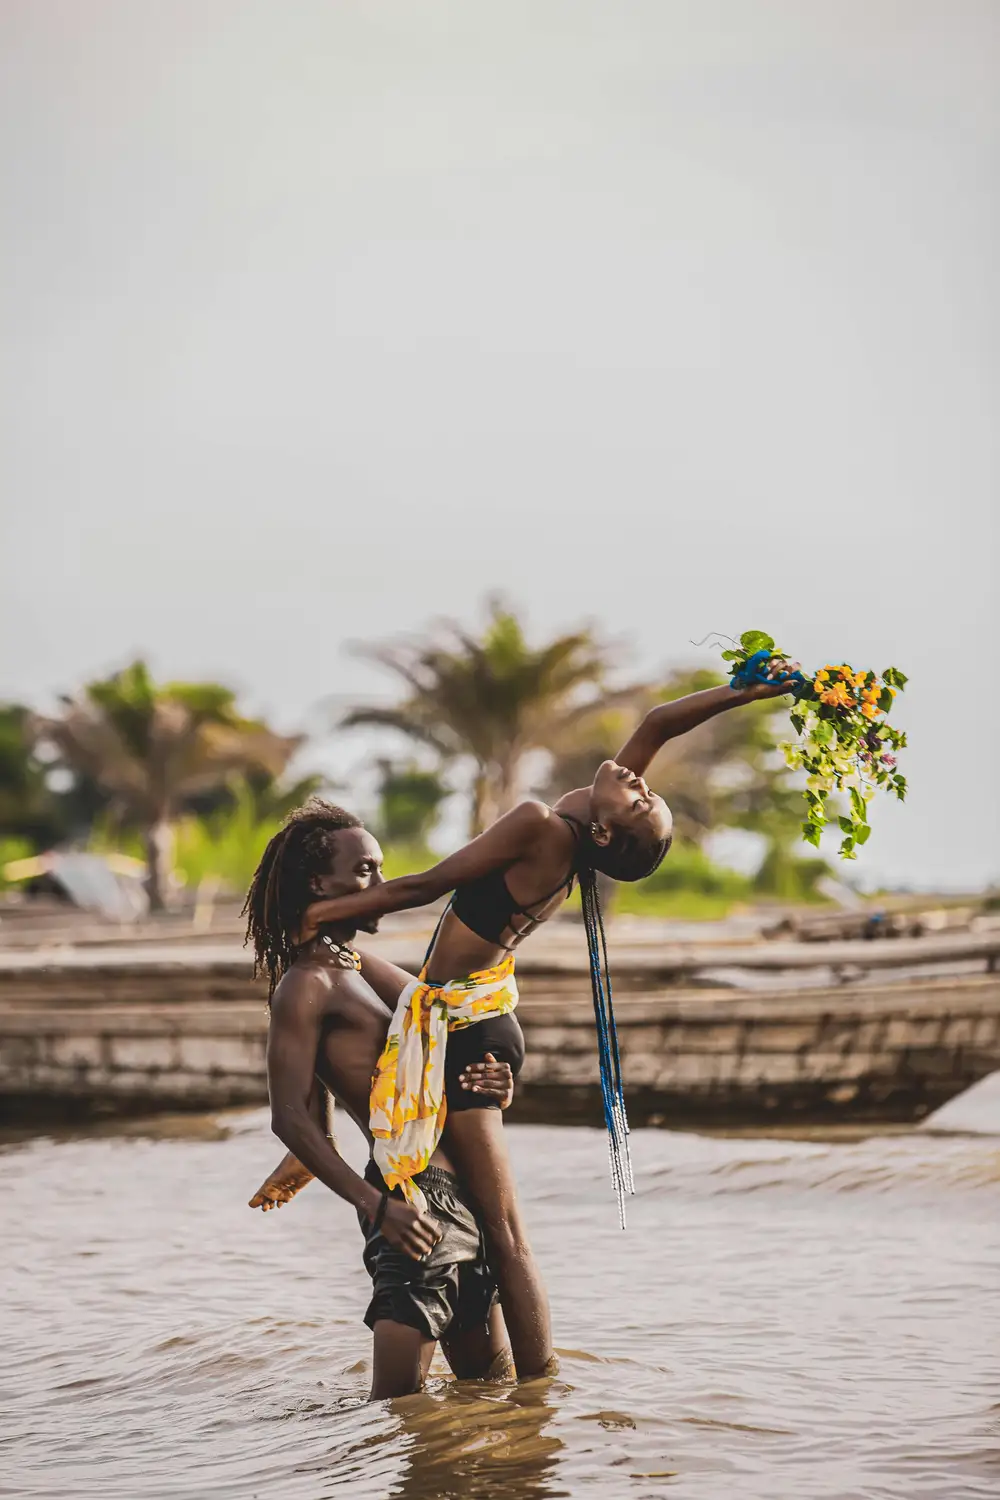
300, 960, 456, 1173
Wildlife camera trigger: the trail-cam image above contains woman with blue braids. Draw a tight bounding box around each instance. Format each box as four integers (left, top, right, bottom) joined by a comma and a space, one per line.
291, 660, 796, 1379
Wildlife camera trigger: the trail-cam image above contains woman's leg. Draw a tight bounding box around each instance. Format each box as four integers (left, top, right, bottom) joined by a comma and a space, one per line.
440, 1303, 515, 1382
443, 1109, 555, 1378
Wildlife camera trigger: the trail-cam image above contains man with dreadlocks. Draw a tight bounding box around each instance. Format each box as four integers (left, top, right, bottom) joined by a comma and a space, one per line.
287, 669, 797, 1380
243, 800, 519, 1399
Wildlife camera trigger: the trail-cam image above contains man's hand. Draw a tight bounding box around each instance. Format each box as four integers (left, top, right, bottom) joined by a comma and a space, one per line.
379, 1198, 443, 1260
459, 1052, 515, 1109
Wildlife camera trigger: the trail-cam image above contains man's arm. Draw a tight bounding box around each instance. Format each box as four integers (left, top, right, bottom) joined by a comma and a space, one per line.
249, 1077, 328, 1211
356, 950, 417, 1011
615, 680, 793, 778
300, 801, 551, 941
266, 975, 440, 1259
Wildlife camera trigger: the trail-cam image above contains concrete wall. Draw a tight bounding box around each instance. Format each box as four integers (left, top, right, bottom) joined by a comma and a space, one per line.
2, 948, 998, 1125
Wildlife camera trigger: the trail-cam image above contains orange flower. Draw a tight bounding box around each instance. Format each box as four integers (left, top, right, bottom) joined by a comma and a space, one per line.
861, 701, 880, 720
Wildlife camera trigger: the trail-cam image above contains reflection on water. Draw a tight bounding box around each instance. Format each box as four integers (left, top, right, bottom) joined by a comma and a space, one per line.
6, 1090, 1000, 1500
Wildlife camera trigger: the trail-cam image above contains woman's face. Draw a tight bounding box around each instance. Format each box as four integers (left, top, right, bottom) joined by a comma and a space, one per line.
590, 760, 673, 844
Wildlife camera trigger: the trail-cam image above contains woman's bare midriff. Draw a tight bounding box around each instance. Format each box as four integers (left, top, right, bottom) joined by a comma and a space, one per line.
425, 889, 572, 983
423, 808, 580, 981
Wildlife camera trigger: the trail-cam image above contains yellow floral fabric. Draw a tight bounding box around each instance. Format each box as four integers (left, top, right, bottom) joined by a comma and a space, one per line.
369, 954, 519, 1212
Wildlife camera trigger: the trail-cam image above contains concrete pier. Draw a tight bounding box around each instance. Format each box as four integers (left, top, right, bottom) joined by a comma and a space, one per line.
2, 931, 998, 1125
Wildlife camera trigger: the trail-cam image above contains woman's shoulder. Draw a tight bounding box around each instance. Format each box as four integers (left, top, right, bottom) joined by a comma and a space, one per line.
510, 798, 555, 828
510, 799, 575, 850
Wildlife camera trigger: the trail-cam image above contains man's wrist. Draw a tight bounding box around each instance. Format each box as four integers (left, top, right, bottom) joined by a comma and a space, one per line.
355, 1180, 383, 1218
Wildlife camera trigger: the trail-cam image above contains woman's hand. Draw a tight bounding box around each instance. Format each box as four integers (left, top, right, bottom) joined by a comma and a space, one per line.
740, 653, 804, 700
297, 902, 325, 945
459, 1052, 515, 1109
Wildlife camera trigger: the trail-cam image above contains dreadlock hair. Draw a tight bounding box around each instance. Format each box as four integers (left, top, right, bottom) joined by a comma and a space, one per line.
574, 824, 672, 1228
243, 799, 364, 999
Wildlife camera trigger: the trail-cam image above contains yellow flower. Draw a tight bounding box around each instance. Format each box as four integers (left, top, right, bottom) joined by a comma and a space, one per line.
853, 672, 867, 688
861, 702, 880, 720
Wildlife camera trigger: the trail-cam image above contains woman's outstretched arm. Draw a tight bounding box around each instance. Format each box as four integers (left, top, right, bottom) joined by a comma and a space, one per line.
298, 800, 553, 941
615, 679, 794, 777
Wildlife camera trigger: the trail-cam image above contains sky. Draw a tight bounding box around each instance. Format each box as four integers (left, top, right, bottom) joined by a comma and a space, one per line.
1, 1, 997, 888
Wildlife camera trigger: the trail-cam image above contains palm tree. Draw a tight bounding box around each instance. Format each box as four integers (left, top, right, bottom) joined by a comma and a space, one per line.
39, 661, 301, 909
342, 601, 630, 835
374, 759, 449, 849
0, 704, 67, 850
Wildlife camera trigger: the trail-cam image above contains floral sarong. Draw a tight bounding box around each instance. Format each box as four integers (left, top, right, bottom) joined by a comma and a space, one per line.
370, 953, 519, 1212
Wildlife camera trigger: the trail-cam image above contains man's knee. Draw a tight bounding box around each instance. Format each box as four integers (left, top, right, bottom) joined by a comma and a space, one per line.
370, 1318, 430, 1400
369, 1372, 423, 1400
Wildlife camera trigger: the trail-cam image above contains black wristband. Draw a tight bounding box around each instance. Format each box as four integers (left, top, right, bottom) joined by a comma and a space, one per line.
372, 1188, 389, 1234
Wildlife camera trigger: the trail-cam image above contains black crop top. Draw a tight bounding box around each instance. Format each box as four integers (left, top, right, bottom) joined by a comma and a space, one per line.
450, 814, 582, 948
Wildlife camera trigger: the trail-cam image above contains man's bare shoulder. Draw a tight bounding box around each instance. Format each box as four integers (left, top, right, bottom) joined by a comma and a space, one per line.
269, 959, 354, 1024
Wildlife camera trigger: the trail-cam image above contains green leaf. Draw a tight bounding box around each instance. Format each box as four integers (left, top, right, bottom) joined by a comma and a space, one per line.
878, 688, 893, 713
838, 815, 854, 834
849, 786, 867, 820
720, 650, 739, 661
802, 821, 823, 848
789, 711, 805, 735
739, 630, 775, 654
883, 667, 908, 689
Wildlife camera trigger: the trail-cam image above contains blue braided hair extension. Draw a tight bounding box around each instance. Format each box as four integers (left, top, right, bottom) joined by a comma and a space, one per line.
578, 861, 635, 1228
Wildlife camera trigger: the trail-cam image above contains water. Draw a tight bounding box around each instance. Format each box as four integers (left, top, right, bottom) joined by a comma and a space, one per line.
6, 1092, 1000, 1500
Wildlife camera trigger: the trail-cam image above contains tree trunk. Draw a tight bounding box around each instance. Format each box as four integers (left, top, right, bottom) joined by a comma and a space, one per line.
493, 753, 522, 820
470, 771, 501, 837
144, 817, 175, 912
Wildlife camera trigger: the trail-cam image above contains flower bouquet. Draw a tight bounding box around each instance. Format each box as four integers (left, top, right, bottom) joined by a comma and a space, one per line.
721, 630, 908, 858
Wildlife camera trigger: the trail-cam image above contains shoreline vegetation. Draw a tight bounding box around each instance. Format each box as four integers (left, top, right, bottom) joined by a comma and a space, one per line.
0, 602, 950, 920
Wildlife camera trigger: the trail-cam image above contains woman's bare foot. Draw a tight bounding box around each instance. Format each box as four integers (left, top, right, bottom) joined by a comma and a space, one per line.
248, 1151, 315, 1211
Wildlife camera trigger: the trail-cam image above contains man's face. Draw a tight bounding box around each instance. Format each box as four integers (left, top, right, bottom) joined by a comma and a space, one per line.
311, 827, 385, 934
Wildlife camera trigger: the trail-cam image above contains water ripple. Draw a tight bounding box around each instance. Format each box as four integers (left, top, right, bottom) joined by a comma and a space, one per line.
7, 1111, 1000, 1499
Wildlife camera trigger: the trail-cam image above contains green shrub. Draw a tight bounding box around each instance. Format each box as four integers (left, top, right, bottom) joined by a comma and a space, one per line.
0, 836, 36, 890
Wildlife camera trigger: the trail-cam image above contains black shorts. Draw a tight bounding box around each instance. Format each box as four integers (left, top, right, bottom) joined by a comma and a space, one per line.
358, 1159, 498, 1342
444, 1010, 525, 1114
